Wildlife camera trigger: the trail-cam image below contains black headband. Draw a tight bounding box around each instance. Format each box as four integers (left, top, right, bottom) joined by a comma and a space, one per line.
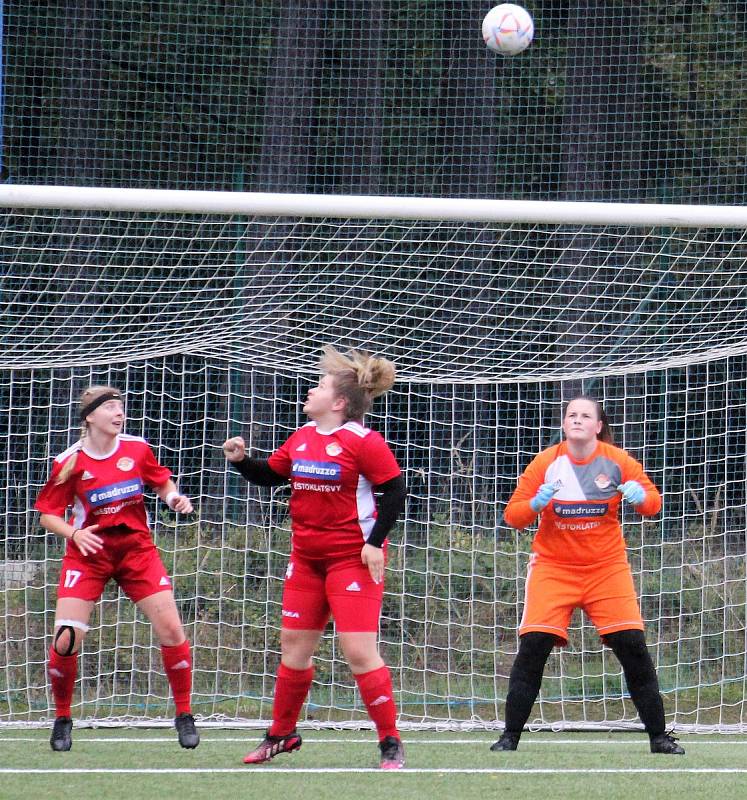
80, 392, 123, 421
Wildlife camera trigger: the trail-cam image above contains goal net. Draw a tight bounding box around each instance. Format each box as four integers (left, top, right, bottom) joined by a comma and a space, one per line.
2, 186, 747, 732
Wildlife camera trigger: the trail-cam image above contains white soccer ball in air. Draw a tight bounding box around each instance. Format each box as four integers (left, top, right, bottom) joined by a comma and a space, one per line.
482, 4, 534, 56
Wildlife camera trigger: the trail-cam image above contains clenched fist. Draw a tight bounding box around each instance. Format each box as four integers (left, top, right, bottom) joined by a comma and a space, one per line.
223, 436, 246, 463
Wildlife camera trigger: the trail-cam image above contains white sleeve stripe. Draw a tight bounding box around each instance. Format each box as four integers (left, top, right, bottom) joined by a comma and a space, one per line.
343, 421, 370, 438
54, 441, 83, 463
356, 474, 376, 537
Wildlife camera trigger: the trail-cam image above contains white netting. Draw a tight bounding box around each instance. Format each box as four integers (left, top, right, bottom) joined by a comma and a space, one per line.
1, 189, 746, 731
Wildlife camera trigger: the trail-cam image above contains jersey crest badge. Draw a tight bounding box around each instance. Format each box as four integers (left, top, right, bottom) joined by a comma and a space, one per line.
326, 443, 343, 457
594, 473, 612, 489
116, 457, 135, 472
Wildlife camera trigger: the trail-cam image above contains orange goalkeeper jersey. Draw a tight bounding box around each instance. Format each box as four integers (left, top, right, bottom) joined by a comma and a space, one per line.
504, 440, 661, 566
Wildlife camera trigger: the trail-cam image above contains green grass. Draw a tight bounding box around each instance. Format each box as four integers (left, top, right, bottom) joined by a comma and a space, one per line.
2, 728, 747, 800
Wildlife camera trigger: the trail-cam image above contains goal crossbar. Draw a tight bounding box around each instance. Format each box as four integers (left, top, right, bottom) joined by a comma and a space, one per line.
2, 185, 747, 227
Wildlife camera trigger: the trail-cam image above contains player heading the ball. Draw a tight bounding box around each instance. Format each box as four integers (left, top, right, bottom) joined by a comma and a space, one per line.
224, 345, 407, 770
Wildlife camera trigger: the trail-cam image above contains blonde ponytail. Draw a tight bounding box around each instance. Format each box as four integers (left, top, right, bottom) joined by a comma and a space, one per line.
55, 425, 86, 485
320, 345, 396, 420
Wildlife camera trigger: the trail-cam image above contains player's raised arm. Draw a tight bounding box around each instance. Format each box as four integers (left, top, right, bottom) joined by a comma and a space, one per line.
223, 435, 289, 485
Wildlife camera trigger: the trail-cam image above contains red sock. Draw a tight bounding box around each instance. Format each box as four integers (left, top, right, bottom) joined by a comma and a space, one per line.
268, 663, 314, 737
48, 647, 78, 718
354, 665, 399, 741
161, 640, 193, 716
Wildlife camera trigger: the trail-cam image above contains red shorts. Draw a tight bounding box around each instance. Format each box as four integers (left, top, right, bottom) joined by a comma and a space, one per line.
519, 554, 644, 645
57, 528, 172, 604
281, 551, 384, 633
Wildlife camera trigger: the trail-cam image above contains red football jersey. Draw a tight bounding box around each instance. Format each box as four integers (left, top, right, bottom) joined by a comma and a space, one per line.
35, 434, 172, 535
268, 420, 401, 559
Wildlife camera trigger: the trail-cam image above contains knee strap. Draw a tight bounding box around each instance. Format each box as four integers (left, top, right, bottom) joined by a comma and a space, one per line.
53, 625, 78, 657
52, 619, 88, 656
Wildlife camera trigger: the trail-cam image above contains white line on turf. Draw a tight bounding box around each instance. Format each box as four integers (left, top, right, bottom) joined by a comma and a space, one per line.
0, 736, 743, 745
2, 768, 747, 775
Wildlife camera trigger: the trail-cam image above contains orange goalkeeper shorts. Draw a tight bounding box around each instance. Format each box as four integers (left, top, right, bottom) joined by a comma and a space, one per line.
519, 553, 644, 645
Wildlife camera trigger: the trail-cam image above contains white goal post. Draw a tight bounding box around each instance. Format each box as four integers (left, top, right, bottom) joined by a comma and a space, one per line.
2, 184, 747, 732
4, 184, 747, 225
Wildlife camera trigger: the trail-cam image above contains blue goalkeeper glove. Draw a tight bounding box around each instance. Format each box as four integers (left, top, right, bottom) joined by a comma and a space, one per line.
529, 482, 558, 513
617, 480, 646, 506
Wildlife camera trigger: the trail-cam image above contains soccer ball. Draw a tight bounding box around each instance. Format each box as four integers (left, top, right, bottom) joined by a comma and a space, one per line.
482, 4, 534, 56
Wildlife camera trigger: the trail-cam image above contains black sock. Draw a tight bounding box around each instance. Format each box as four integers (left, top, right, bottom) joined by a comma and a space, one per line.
605, 629, 666, 737
504, 632, 556, 734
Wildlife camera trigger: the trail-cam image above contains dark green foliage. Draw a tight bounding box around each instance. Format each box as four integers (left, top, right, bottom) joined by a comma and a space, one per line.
3, 1, 747, 201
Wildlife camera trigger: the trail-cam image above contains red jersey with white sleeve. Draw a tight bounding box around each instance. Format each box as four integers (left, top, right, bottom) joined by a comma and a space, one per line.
34, 434, 172, 535
268, 420, 401, 560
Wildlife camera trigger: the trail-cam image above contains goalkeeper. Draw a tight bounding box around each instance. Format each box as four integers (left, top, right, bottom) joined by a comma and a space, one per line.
224, 346, 407, 770
493, 395, 684, 755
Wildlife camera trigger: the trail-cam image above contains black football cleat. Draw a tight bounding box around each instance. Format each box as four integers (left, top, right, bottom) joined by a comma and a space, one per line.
174, 712, 200, 749
243, 730, 302, 764
379, 735, 405, 769
50, 716, 73, 752
490, 731, 521, 751
650, 732, 685, 754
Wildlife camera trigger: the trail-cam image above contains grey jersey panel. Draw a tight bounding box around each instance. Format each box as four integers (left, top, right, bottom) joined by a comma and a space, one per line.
546, 454, 622, 501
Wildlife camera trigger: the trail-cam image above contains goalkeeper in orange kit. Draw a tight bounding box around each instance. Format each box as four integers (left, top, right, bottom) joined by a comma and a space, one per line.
493, 396, 684, 755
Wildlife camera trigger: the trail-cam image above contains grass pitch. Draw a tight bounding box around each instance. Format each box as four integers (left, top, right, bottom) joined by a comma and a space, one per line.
2, 727, 747, 800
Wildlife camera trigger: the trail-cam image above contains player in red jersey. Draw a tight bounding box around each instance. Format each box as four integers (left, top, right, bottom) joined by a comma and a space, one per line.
491, 396, 684, 755
35, 386, 200, 752
224, 346, 407, 769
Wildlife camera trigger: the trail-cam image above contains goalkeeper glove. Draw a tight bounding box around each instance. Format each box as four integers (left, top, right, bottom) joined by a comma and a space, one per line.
617, 480, 646, 506
529, 482, 559, 513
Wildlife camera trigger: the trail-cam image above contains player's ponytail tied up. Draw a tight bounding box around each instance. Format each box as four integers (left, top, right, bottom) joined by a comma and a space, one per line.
356, 351, 396, 398
320, 345, 396, 421
55, 424, 86, 485
596, 406, 614, 444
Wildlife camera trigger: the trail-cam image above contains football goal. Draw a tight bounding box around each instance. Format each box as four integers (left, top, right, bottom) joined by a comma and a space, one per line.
2, 185, 747, 732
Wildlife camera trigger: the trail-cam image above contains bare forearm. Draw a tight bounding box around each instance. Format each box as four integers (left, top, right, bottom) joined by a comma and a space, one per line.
155, 480, 193, 513
39, 513, 76, 541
